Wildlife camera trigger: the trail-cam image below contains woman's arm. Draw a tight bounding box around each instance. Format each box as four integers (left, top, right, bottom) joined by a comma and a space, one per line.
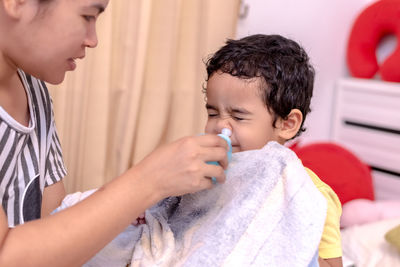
0, 134, 228, 267
0, 167, 154, 267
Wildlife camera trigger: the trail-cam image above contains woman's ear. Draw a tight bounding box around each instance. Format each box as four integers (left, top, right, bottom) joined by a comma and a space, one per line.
2, 0, 26, 19
277, 109, 303, 141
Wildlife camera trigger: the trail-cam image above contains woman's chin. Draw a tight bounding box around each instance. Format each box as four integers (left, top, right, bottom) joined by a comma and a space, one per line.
43, 72, 67, 85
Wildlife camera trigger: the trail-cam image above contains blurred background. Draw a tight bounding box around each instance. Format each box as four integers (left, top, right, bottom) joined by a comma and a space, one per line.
48, 0, 398, 197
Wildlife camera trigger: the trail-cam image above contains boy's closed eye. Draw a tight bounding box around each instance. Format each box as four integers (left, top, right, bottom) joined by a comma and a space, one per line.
206, 105, 250, 121
231, 115, 245, 121
206, 104, 218, 117
207, 112, 248, 122
231, 108, 251, 121
206, 109, 218, 118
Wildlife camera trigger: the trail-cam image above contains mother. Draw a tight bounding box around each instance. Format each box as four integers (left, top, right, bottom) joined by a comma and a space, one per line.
0, 0, 228, 266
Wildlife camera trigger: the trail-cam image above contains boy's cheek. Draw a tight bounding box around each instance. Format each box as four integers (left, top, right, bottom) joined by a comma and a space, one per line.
204, 123, 213, 134
231, 146, 241, 153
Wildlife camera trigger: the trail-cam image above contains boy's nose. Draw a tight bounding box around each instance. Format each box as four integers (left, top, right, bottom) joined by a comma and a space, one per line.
216, 118, 232, 134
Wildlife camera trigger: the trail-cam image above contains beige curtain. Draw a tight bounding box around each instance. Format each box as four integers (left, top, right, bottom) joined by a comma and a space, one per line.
48, 0, 240, 193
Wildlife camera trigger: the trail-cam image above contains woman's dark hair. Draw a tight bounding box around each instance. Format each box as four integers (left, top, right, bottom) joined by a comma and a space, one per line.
205, 34, 315, 138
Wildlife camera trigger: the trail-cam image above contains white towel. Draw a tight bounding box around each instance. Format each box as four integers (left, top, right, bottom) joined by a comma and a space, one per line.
83, 141, 326, 267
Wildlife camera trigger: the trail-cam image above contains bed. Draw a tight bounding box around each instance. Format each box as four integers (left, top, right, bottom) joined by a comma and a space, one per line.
341, 218, 400, 267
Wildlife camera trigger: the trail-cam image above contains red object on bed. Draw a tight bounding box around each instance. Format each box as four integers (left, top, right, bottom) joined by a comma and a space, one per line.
291, 142, 375, 205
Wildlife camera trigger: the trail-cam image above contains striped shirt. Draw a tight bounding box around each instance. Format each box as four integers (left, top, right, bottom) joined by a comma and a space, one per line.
0, 70, 66, 227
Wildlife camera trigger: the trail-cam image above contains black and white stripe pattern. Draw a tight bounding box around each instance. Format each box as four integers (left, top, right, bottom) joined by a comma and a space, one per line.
0, 70, 66, 227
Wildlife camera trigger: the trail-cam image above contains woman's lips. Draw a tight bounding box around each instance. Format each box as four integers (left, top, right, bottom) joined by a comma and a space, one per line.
67, 58, 76, 70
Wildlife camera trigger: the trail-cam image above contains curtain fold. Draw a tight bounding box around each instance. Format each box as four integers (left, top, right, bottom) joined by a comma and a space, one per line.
49, 0, 240, 193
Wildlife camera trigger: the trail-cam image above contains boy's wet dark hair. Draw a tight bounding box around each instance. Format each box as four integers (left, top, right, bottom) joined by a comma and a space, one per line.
205, 34, 315, 138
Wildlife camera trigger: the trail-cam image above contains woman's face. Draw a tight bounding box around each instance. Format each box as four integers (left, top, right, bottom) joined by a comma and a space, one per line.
4, 0, 109, 84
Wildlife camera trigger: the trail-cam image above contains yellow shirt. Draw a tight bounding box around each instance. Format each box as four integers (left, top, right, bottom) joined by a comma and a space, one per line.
306, 168, 343, 259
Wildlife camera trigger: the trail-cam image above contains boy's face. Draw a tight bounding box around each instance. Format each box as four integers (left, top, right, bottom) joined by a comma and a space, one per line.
204, 72, 283, 153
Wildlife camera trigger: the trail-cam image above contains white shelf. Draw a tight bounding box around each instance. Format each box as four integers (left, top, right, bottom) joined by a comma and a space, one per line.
332, 78, 400, 200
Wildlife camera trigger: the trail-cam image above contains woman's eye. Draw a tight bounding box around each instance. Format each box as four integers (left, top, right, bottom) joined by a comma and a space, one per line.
83, 15, 96, 22
208, 113, 218, 117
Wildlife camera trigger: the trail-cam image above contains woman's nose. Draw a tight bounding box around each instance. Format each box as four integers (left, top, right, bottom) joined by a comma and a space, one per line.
84, 24, 98, 48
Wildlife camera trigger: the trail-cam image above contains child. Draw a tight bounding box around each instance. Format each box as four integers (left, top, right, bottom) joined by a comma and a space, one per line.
0, 0, 228, 266
203, 34, 343, 267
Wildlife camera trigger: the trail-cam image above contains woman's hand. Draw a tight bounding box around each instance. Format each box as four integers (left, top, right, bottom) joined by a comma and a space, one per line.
134, 134, 229, 199
132, 213, 145, 226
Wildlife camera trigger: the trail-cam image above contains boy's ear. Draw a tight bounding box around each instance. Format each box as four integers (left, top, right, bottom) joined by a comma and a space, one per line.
2, 0, 26, 19
277, 109, 303, 141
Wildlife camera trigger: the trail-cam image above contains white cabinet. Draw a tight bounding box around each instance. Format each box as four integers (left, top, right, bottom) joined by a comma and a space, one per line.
332, 78, 400, 200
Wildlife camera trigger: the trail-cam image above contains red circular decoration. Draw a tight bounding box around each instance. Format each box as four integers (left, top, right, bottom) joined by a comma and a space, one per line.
347, 0, 400, 82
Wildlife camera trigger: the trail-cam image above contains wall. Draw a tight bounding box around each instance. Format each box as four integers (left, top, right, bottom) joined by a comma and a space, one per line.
236, 0, 377, 144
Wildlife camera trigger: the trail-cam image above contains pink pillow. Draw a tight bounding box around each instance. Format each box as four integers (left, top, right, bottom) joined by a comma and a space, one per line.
341, 199, 400, 228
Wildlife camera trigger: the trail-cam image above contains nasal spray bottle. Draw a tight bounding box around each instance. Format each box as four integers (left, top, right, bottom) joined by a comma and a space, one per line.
207, 128, 232, 184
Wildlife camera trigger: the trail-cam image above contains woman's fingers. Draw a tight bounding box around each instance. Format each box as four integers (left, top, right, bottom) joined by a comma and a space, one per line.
131, 213, 146, 226
202, 161, 226, 184
202, 146, 229, 169
194, 134, 229, 149
192, 135, 230, 169
135, 134, 230, 198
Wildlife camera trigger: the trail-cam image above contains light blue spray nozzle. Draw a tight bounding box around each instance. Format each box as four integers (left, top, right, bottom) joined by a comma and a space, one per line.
218, 128, 232, 162
207, 128, 232, 184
